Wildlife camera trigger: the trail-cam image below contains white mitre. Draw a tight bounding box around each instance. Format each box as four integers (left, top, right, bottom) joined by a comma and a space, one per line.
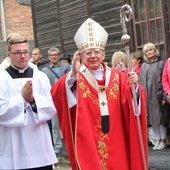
74, 18, 108, 53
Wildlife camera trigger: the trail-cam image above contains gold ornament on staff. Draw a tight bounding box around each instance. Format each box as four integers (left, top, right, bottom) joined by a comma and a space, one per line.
120, 4, 147, 170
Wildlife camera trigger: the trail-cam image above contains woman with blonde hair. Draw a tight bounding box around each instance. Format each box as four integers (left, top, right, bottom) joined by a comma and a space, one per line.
139, 42, 168, 150
111, 51, 127, 72
143, 43, 159, 61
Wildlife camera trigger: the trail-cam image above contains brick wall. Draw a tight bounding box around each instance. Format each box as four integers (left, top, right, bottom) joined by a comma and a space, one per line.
4, 0, 33, 40
0, 0, 34, 62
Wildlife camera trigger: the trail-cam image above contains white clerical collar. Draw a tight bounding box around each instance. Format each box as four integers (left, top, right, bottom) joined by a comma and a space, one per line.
89, 65, 104, 80
11, 64, 28, 73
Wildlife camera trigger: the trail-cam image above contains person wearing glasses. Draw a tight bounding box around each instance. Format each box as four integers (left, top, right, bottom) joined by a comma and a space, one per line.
41, 47, 70, 157
51, 18, 148, 170
0, 33, 57, 170
0, 33, 38, 70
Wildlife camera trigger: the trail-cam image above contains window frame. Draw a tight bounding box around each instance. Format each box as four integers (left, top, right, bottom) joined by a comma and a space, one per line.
130, 0, 168, 60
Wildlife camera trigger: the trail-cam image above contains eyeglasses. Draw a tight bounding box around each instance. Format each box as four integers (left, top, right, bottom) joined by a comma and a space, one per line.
49, 54, 59, 57
84, 50, 101, 57
10, 51, 30, 57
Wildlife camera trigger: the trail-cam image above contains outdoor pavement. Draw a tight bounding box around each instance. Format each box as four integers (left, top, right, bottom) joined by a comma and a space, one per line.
54, 143, 170, 170
149, 144, 170, 170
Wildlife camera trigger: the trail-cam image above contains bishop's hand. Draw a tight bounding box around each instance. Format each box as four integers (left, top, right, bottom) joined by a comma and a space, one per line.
128, 71, 138, 85
70, 50, 81, 77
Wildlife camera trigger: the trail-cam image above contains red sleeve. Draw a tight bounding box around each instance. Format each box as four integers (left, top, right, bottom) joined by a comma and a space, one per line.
51, 74, 78, 170
126, 83, 148, 170
114, 70, 148, 170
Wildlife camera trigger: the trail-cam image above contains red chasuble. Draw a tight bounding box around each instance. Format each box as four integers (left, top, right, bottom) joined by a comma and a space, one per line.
51, 64, 148, 170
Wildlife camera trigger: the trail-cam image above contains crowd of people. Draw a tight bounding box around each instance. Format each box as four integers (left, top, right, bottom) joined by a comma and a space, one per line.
111, 43, 170, 151
0, 18, 169, 170
111, 44, 170, 150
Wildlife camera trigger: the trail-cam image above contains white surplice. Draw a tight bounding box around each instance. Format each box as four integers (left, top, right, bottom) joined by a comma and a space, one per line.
0, 69, 57, 169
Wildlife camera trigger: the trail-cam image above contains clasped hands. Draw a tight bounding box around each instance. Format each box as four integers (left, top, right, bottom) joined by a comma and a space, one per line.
21, 80, 34, 103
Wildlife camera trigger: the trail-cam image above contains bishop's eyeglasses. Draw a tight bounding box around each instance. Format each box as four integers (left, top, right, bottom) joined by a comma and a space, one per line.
84, 50, 101, 57
9, 51, 31, 57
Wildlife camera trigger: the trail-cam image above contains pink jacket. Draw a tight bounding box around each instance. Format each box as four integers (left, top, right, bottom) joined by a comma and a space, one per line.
162, 58, 170, 94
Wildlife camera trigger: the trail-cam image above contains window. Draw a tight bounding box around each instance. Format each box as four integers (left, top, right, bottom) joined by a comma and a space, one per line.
131, 0, 167, 60
17, 0, 30, 6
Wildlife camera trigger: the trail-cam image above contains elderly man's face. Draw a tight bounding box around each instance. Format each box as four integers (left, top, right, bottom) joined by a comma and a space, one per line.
81, 49, 105, 70
48, 50, 60, 65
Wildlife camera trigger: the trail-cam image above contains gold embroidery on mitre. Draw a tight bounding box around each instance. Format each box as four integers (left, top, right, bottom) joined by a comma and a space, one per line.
85, 44, 89, 48
96, 43, 100, 47
89, 32, 93, 36
88, 27, 93, 31
88, 21, 93, 44
77, 20, 107, 52
78, 42, 106, 52
88, 21, 92, 26
90, 42, 94, 47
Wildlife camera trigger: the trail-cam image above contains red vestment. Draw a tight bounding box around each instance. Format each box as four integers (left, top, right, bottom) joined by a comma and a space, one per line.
51, 64, 148, 170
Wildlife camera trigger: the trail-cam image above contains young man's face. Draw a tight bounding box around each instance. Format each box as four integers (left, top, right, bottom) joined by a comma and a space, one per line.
81, 48, 105, 70
8, 42, 30, 70
32, 49, 42, 63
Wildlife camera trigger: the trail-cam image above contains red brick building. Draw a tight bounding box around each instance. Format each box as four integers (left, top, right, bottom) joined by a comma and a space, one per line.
0, 0, 33, 40
0, 0, 33, 61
